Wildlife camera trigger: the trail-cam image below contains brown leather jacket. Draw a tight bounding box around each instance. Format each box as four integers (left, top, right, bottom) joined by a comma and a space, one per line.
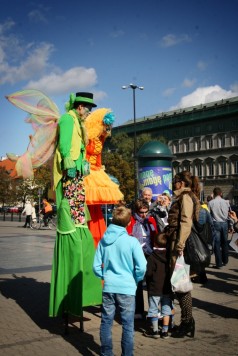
165, 187, 200, 275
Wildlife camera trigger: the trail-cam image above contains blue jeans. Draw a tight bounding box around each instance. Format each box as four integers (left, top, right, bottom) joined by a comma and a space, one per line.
213, 221, 229, 267
147, 295, 172, 318
100, 292, 135, 356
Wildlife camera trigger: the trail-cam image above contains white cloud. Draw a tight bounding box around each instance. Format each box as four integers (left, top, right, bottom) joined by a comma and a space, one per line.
162, 87, 176, 97
0, 19, 101, 98
28, 9, 48, 23
160, 33, 191, 47
0, 43, 55, 84
171, 85, 238, 110
25, 67, 98, 95
0, 19, 15, 34
182, 78, 196, 88
0, 19, 55, 84
230, 82, 238, 93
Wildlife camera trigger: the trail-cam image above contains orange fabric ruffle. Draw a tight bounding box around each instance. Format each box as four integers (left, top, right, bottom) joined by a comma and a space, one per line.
84, 169, 123, 205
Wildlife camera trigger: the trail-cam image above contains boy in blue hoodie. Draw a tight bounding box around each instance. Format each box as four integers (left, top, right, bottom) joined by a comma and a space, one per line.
93, 206, 147, 356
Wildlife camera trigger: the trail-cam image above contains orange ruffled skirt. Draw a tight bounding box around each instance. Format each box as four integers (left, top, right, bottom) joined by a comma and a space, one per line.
84, 169, 123, 205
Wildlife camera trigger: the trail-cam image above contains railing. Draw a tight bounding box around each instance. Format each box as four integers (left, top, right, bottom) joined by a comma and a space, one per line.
0, 212, 22, 222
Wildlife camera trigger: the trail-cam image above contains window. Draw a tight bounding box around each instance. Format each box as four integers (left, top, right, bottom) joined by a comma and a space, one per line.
218, 135, 226, 148
234, 160, 238, 174
174, 141, 179, 153
219, 161, 226, 175
206, 136, 213, 149
207, 162, 214, 176
195, 138, 201, 151
195, 163, 202, 177
183, 163, 190, 171
184, 140, 189, 152
235, 135, 238, 146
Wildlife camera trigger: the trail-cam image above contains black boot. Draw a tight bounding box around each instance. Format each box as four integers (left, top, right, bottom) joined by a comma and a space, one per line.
171, 317, 195, 338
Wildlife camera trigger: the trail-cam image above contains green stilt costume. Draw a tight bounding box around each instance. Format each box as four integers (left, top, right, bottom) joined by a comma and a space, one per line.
49, 93, 102, 317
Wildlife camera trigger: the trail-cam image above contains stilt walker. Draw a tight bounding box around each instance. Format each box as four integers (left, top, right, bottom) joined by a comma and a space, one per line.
49, 93, 102, 327
84, 108, 124, 247
5, 90, 102, 332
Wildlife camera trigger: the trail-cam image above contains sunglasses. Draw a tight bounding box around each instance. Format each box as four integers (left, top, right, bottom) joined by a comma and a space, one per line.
83, 105, 92, 112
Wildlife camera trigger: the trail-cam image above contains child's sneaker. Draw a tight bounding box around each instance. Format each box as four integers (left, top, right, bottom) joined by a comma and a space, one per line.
143, 330, 160, 339
161, 331, 169, 339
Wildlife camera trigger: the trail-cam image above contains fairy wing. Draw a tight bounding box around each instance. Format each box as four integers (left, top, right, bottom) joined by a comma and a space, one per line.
6, 89, 60, 179
6, 89, 60, 119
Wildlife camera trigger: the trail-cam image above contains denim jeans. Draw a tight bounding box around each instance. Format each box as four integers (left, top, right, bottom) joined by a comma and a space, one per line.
100, 292, 135, 356
213, 221, 229, 267
147, 295, 172, 318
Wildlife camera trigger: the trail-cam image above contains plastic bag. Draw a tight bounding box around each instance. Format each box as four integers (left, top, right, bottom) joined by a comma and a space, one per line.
184, 223, 211, 273
171, 255, 193, 293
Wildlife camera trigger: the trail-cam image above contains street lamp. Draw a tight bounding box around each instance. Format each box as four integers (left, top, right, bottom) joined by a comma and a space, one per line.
122, 83, 144, 199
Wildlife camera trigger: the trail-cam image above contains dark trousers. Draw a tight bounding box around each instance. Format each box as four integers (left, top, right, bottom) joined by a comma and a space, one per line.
135, 280, 144, 314
24, 215, 31, 227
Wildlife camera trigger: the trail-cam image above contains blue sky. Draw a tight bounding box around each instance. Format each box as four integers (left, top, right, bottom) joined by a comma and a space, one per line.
0, 0, 238, 158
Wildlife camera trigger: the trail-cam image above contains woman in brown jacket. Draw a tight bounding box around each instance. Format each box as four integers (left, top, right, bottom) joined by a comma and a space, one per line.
165, 171, 200, 338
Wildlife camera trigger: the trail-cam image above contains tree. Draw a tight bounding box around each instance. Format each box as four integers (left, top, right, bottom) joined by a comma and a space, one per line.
103, 152, 134, 202
0, 167, 12, 206
103, 132, 163, 202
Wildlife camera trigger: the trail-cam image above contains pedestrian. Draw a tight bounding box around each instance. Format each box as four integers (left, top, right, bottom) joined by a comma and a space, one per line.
208, 187, 231, 268
190, 176, 216, 284
41, 198, 53, 226
93, 206, 147, 356
164, 171, 201, 338
22, 200, 32, 228
49, 92, 102, 321
149, 192, 171, 233
144, 233, 175, 339
126, 198, 157, 319
229, 210, 238, 232
141, 187, 155, 207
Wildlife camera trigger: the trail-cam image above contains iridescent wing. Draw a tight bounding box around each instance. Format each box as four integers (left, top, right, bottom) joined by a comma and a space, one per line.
6, 89, 60, 179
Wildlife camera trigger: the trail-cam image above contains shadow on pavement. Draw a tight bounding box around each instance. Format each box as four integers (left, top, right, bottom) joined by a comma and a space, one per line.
193, 296, 238, 319
0, 274, 101, 355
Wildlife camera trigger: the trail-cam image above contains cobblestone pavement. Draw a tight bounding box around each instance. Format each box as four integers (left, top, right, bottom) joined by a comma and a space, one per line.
0, 219, 237, 355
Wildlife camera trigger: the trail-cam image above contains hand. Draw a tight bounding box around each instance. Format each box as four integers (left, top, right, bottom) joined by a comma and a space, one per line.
229, 211, 238, 223
177, 249, 184, 256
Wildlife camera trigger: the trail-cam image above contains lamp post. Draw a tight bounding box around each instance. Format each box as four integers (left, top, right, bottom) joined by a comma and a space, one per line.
122, 83, 144, 199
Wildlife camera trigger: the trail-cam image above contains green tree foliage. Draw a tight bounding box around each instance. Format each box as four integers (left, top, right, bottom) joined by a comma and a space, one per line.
33, 163, 53, 200
0, 167, 12, 206
103, 132, 165, 202
103, 152, 134, 202
0, 162, 53, 207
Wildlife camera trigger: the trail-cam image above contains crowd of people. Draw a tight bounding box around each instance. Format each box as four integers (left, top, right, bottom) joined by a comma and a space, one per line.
93, 170, 237, 355
15, 90, 237, 356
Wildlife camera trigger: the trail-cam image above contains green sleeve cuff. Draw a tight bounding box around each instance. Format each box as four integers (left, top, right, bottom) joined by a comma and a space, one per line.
63, 157, 76, 170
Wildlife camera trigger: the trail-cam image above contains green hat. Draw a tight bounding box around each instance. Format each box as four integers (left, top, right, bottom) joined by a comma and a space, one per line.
75, 92, 97, 107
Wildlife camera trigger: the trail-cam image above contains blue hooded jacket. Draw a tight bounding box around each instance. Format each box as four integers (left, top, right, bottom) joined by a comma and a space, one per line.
93, 224, 147, 296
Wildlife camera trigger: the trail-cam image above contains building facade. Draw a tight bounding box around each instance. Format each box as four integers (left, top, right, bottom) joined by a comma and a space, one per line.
112, 96, 238, 204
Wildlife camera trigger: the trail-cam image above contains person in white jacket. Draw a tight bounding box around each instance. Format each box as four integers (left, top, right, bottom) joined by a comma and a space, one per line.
22, 200, 32, 228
